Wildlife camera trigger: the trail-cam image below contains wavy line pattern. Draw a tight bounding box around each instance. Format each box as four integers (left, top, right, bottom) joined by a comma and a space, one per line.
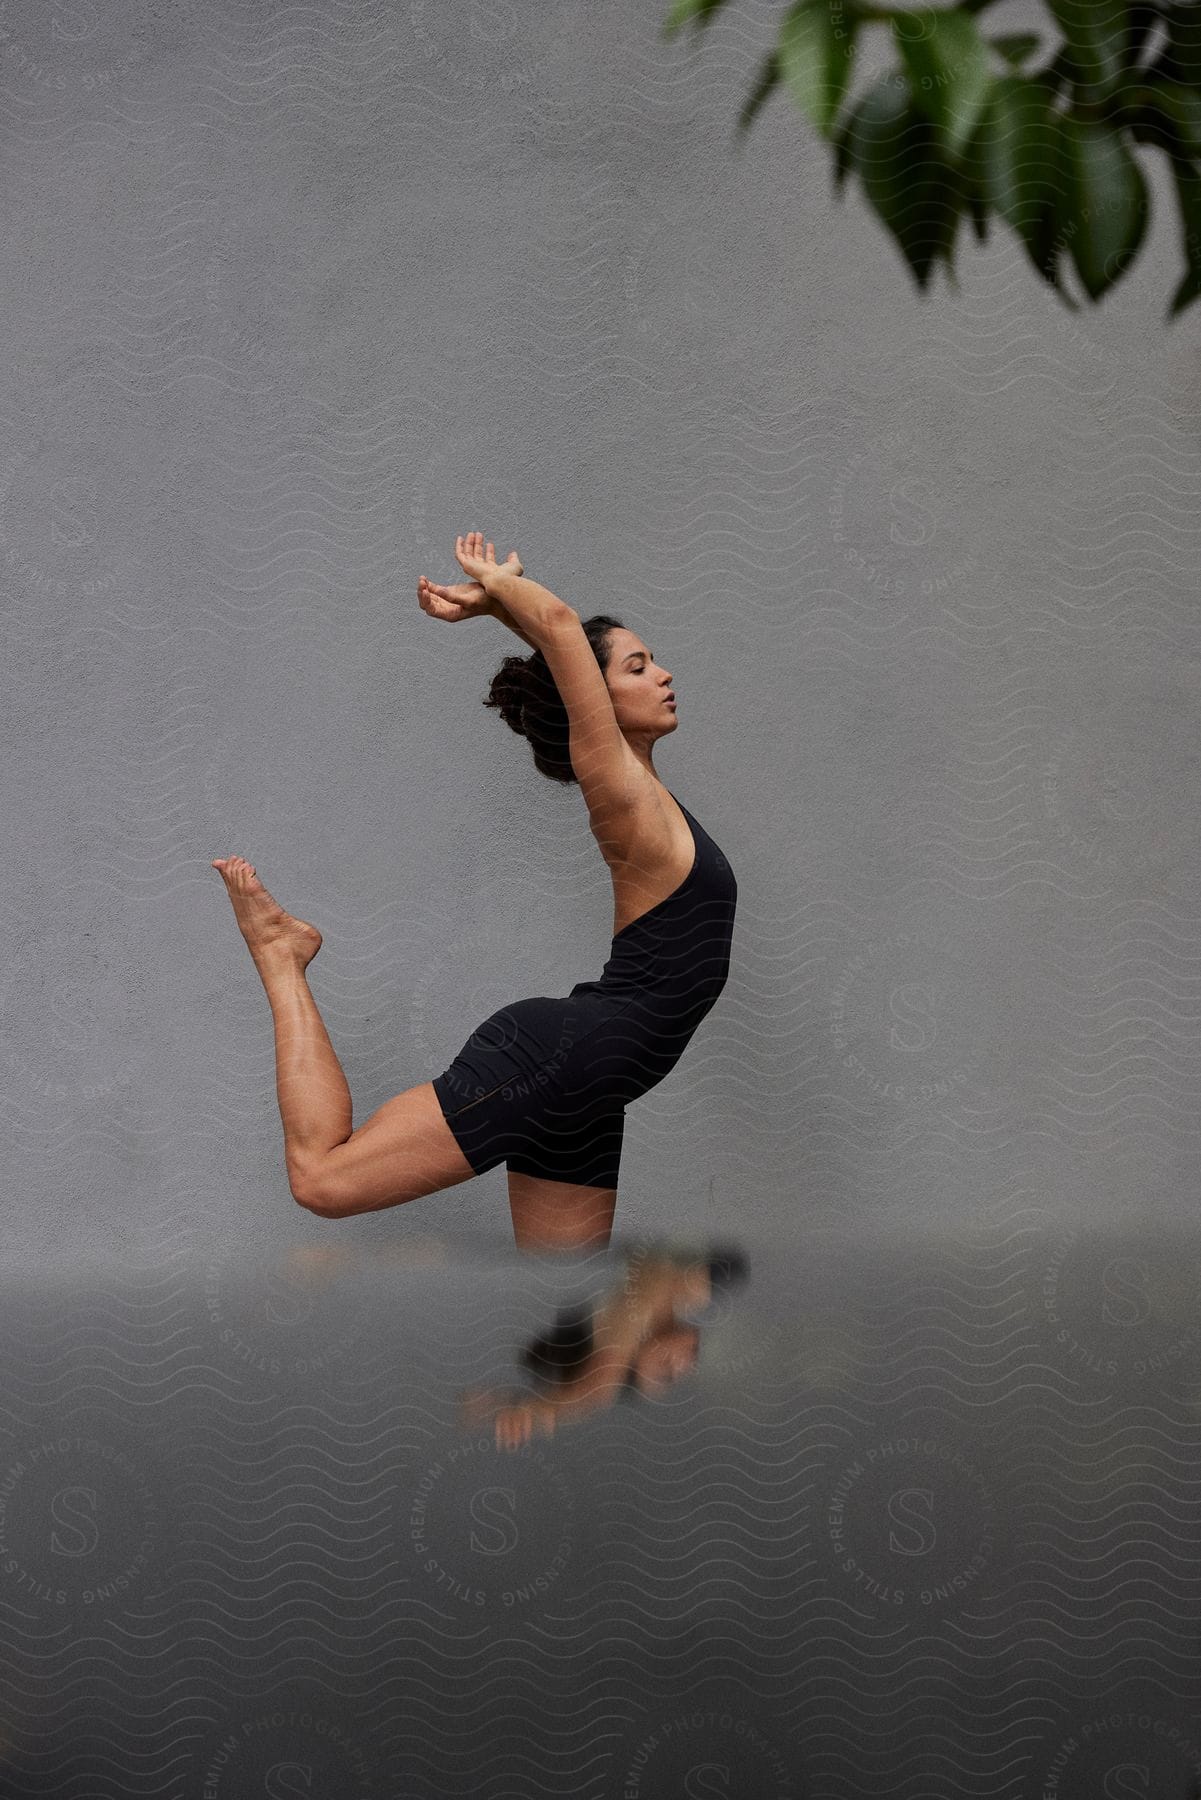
2, 0, 1201, 1791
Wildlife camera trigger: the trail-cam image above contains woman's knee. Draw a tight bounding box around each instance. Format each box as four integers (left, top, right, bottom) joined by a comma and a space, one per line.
290, 1086, 479, 1218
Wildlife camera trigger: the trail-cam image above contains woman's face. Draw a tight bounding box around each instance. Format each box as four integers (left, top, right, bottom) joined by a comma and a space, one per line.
604, 628, 677, 738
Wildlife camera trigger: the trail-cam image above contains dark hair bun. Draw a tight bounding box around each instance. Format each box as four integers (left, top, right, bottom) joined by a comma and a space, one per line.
706, 1246, 750, 1296
482, 614, 625, 785
520, 1304, 595, 1385
483, 651, 539, 740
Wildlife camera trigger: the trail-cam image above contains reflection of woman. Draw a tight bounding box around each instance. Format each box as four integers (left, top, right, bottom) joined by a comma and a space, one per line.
212, 533, 737, 1253
462, 1247, 749, 1450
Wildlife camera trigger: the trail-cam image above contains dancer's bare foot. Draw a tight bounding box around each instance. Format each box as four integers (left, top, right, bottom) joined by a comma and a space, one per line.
211, 855, 322, 968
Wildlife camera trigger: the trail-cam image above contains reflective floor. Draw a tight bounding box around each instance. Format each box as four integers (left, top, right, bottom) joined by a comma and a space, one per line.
2, 1219, 1199, 1795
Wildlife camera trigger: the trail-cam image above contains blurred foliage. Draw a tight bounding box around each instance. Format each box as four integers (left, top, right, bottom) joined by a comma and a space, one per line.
662, 0, 1201, 316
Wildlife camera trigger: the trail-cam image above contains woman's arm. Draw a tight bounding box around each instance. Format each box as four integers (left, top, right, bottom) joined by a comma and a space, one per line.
485, 571, 576, 643
418, 569, 544, 651
456, 533, 576, 646
490, 598, 544, 652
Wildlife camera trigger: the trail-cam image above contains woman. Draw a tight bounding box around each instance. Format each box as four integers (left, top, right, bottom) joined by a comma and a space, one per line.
212, 531, 738, 1251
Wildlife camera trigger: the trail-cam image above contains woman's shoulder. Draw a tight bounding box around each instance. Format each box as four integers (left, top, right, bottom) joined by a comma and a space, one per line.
588, 776, 697, 934
586, 771, 680, 865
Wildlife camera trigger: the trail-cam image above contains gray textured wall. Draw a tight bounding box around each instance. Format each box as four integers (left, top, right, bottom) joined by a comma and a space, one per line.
4, 0, 1199, 1259
5, 2, 1201, 1793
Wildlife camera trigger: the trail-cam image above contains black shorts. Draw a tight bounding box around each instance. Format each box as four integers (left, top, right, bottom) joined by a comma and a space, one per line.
431, 993, 628, 1189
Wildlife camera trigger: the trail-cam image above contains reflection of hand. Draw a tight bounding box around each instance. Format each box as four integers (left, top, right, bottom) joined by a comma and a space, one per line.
494, 1398, 556, 1452
457, 1385, 511, 1430
282, 1245, 350, 1286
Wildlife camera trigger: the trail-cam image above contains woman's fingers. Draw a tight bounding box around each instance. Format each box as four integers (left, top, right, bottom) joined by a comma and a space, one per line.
482, 536, 522, 572
453, 531, 507, 584
417, 577, 462, 622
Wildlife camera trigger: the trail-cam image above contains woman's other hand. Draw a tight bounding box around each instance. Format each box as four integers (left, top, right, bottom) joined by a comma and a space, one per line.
453, 530, 523, 591
417, 571, 495, 623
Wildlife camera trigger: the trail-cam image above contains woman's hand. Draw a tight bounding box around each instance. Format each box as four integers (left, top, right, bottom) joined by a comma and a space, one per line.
453, 530, 523, 593
417, 571, 494, 624
418, 533, 524, 623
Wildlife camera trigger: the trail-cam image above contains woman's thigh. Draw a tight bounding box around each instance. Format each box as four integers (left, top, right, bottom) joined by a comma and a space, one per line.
506, 1169, 618, 1251
305, 1081, 478, 1216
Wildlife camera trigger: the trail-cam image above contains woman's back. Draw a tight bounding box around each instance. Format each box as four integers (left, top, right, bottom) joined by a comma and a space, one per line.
571, 794, 737, 1024
431, 791, 738, 1190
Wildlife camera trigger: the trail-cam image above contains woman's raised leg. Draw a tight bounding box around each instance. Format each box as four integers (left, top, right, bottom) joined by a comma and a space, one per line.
212, 855, 477, 1216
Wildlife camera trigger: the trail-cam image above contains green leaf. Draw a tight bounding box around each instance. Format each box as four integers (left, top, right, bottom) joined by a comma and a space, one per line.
965, 181, 991, 241
1045, 0, 1133, 102
1058, 113, 1150, 298
1141, 78, 1201, 157
1153, 2, 1201, 87
972, 78, 1075, 299
992, 32, 1043, 69
1029, 45, 1077, 101
1125, 3, 1165, 67
832, 104, 857, 193
1172, 263, 1201, 317
778, 0, 858, 138
844, 74, 963, 288
1166, 152, 1201, 316
933, 173, 968, 275
892, 8, 993, 160
844, 72, 911, 209
950, 100, 993, 239
737, 48, 782, 136
662, 0, 727, 42
975, 76, 1060, 235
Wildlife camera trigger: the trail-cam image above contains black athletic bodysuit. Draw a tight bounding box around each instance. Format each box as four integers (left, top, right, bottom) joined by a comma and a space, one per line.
431, 793, 738, 1188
